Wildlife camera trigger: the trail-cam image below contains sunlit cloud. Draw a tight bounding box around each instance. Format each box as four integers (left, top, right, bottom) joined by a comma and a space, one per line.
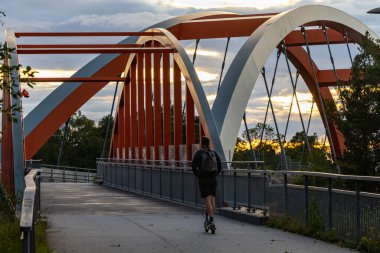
58, 12, 173, 30
196, 69, 218, 82
22, 69, 76, 90
163, 0, 302, 10
185, 48, 220, 58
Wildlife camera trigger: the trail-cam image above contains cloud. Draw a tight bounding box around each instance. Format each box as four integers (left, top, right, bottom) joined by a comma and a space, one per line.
58, 12, 173, 30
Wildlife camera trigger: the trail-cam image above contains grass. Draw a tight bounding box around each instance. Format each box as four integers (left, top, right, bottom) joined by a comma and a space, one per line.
1, 186, 52, 253
267, 213, 380, 253
0, 219, 52, 253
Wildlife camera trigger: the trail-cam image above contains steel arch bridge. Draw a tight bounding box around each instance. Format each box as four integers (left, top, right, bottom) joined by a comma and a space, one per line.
2, 5, 379, 195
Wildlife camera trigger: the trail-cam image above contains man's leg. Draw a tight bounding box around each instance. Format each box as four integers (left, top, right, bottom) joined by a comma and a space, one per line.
204, 195, 213, 219
210, 195, 216, 215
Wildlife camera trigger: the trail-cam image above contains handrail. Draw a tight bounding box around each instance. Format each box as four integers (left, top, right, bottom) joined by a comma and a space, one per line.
20, 169, 41, 253
97, 158, 380, 182
41, 164, 97, 172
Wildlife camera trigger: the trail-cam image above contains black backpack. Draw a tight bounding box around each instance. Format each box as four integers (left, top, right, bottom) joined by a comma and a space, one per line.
199, 150, 217, 174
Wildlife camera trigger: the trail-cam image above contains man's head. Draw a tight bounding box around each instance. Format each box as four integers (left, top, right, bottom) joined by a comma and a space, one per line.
201, 136, 210, 148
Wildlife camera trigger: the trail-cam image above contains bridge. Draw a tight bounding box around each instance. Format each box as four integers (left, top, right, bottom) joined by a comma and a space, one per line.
0, 4, 379, 252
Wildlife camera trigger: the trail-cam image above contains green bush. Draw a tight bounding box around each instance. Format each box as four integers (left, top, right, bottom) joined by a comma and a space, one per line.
358, 237, 380, 253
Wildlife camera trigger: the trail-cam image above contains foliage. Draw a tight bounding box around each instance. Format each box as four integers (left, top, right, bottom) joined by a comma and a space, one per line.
0, 218, 52, 253
34, 112, 113, 169
331, 32, 380, 177
234, 123, 333, 172
358, 236, 380, 253
241, 122, 275, 142
0, 44, 36, 122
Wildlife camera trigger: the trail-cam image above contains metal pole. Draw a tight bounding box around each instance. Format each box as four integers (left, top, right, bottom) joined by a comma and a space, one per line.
159, 167, 162, 197
344, 32, 353, 64
221, 170, 225, 206
127, 163, 130, 190
248, 171, 251, 213
217, 37, 230, 93
170, 168, 173, 200
57, 119, 70, 169
301, 99, 315, 160
101, 81, 119, 158
263, 173, 267, 216
181, 168, 184, 203
284, 173, 288, 215
328, 177, 333, 230
182, 39, 200, 118
322, 25, 339, 82
282, 42, 311, 152
301, 26, 340, 173
258, 49, 281, 151
261, 67, 289, 170
233, 170, 237, 209
243, 113, 258, 169
305, 175, 309, 225
283, 72, 299, 141
355, 180, 361, 242
151, 164, 153, 196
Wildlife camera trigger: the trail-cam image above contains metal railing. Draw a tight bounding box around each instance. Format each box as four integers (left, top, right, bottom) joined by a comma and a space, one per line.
97, 158, 380, 242
20, 169, 41, 253
40, 164, 96, 183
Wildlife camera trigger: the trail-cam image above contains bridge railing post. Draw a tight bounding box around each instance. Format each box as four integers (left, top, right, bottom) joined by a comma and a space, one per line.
284, 173, 288, 215
328, 177, 332, 230
233, 166, 237, 210
247, 170, 251, 213
304, 175, 309, 226
181, 161, 185, 203
355, 180, 361, 242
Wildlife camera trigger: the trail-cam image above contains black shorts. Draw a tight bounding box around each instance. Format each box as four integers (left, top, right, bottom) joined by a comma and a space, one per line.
198, 180, 217, 198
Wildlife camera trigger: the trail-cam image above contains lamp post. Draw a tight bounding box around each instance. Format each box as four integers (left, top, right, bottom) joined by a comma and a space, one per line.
367, 8, 380, 14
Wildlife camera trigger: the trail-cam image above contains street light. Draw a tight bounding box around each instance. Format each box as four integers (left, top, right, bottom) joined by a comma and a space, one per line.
367, 8, 380, 14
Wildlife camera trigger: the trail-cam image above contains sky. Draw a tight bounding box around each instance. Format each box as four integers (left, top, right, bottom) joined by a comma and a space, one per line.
1, 0, 380, 142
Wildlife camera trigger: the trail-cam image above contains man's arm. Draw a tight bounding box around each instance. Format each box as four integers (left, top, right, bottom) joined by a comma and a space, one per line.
192, 151, 200, 176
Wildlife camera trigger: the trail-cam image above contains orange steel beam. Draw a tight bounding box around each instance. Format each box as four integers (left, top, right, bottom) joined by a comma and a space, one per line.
169, 16, 271, 39
173, 61, 182, 161
137, 53, 145, 159
162, 53, 171, 160
113, 118, 119, 158
286, 46, 346, 155
169, 15, 353, 44
153, 52, 162, 160
25, 53, 130, 159
17, 44, 142, 48
22, 77, 125, 82
118, 88, 125, 159
186, 85, 195, 160
15, 32, 163, 37
21, 69, 349, 85
317, 69, 351, 87
130, 60, 138, 158
285, 29, 354, 46
17, 48, 176, 54
124, 72, 131, 158
145, 52, 153, 160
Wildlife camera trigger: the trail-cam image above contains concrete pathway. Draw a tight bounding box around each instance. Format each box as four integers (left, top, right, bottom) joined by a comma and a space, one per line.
41, 183, 356, 253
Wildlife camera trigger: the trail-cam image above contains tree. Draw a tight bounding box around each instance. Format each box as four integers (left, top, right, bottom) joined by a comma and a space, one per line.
34, 112, 109, 169
241, 122, 275, 142
331, 32, 380, 176
290, 131, 318, 146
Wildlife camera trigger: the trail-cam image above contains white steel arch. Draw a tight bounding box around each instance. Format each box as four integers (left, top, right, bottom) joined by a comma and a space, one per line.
212, 5, 379, 160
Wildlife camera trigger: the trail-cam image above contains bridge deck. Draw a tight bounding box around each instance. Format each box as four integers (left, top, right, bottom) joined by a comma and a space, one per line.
41, 183, 355, 253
